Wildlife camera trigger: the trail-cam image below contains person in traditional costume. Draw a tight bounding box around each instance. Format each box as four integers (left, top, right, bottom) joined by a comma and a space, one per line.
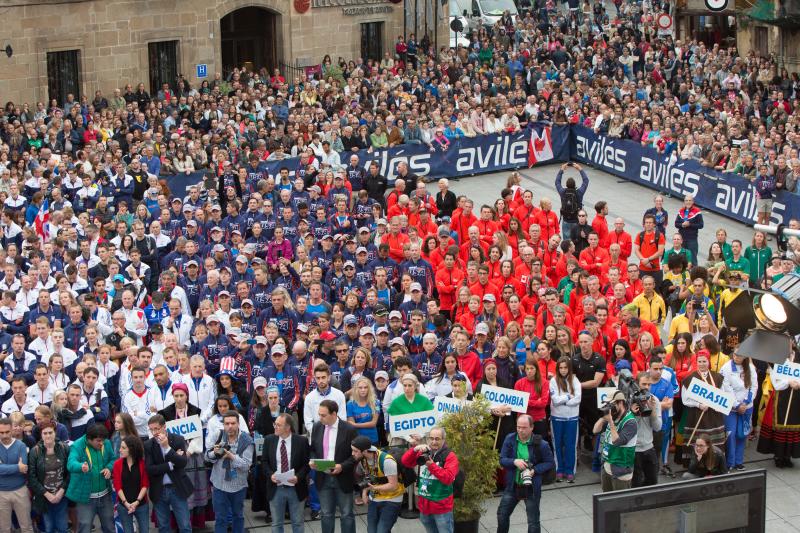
680, 350, 727, 465
758, 352, 800, 468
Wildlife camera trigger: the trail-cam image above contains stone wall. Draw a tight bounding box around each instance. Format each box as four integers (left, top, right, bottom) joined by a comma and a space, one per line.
0, 0, 449, 104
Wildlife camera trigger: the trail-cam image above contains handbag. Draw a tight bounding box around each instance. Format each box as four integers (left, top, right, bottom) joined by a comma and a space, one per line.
736, 413, 752, 440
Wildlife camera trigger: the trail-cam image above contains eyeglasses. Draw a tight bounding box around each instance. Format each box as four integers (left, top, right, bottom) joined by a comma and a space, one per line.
335, 349, 349, 353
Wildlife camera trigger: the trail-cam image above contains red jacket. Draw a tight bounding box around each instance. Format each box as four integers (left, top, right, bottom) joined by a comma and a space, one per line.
112, 458, 150, 502
382, 232, 410, 262
514, 376, 551, 422
435, 266, 464, 312
604, 230, 633, 260
401, 447, 459, 515
533, 210, 559, 242
456, 351, 483, 386
579, 246, 611, 277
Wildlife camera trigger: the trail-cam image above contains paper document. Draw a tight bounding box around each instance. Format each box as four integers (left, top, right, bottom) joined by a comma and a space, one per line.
275, 469, 295, 486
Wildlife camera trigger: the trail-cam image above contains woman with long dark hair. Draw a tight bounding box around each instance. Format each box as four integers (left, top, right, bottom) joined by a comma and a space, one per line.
683, 434, 727, 478
721, 353, 757, 471
112, 435, 149, 533
550, 356, 582, 483
514, 357, 550, 438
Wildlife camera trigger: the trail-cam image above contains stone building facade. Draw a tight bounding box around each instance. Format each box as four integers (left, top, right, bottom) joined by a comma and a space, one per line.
0, 0, 450, 105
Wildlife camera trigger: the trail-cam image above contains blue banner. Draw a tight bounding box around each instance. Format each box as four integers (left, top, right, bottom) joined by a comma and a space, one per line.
165, 124, 800, 226
570, 125, 800, 225
167, 124, 571, 194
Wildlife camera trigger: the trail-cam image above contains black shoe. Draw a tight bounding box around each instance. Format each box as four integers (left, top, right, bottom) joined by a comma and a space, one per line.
735, 464, 746, 471
775, 458, 786, 468
264, 514, 272, 523
310, 510, 320, 521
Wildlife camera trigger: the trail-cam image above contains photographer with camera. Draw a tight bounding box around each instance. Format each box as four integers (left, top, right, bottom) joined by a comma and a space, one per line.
401, 428, 459, 533
205, 410, 254, 533
497, 414, 554, 533
630, 372, 662, 487
593, 391, 637, 492
351, 435, 405, 533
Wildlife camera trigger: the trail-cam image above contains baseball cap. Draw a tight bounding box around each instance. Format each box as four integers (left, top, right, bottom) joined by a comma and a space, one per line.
211, 226, 223, 233
252, 377, 268, 389
171, 197, 182, 204
410, 282, 422, 292
358, 227, 370, 234
359, 327, 375, 337
352, 435, 378, 453
297, 323, 309, 332
320, 331, 338, 341
376, 218, 387, 226
389, 337, 406, 347
182, 204, 194, 212
356, 246, 368, 254
376, 326, 390, 335
321, 234, 333, 240
186, 219, 198, 227
241, 298, 254, 306
150, 324, 163, 335
186, 260, 199, 268
374, 304, 389, 317
475, 322, 489, 335
113, 274, 125, 283
255, 336, 268, 346
235, 255, 248, 263
375, 370, 389, 380
343, 260, 355, 269
389, 311, 403, 320
344, 314, 359, 325
482, 293, 496, 302
609, 390, 627, 403
206, 315, 221, 324
218, 290, 231, 298
212, 243, 226, 252
271, 344, 286, 356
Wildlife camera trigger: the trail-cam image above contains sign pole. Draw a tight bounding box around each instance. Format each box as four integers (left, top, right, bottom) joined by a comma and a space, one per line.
687, 410, 706, 446
493, 416, 502, 448
783, 389, 795, 426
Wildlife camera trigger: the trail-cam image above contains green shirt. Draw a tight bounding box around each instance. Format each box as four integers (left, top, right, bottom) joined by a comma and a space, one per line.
663, 247, 694, 266
388, 393, 434, 416
744, 245, 772, 281
514, 436, 531, 484
726, 255, 751, 277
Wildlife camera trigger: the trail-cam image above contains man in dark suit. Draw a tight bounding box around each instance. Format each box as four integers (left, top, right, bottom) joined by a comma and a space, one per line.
145, 414, 193, 533
310, 399, 358, 533
263, 413, 310, 533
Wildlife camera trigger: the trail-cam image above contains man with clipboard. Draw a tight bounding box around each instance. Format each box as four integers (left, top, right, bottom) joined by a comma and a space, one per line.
262, 413, 309, 533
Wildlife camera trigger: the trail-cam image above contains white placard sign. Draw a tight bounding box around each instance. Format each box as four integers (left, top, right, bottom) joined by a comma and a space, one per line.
165, 415, 202, 441
388, 410, 438, 438
775, 361, 800, 380
433, 396, 471, 419
684, 378, 734, 415
480, 384, 530, 414
597, 387, 618, 409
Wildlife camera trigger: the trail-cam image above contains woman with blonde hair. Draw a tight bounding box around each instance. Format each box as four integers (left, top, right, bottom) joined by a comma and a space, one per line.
346, 376, 379, 444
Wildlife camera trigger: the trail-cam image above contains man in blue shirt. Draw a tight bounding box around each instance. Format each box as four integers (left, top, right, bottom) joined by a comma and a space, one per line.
647, 355, 676, 477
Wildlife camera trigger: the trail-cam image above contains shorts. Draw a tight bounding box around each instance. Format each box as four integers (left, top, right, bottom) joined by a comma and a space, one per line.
756, 198, 773, 214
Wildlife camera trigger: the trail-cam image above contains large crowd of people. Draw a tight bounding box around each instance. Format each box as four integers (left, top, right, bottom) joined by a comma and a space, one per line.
1, 0, 800, 532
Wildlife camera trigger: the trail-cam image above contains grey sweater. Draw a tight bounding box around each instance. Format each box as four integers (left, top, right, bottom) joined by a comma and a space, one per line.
635, 401, 662, 452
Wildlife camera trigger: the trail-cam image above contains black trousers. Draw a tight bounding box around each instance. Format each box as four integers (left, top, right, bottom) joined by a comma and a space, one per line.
632, 447, 659, 487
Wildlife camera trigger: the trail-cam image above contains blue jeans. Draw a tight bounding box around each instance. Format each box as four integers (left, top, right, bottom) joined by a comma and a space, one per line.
419, 511, 453, 533
41, 496, 68, 533
367, 500, 401, 533
317, 475, 355, 533
117, 501, 150, 533
308, 470, 320, 511
212, 487, 247, 533
76, 493, 115, 533
561, 221, 576, 241
551, 417, 579, 476
269, 486, 304, 533
497, 487, 542, 533
154, 485, 191, 533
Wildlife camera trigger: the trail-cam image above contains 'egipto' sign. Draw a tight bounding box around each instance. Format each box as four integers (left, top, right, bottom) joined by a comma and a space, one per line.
389, 410, 438, 438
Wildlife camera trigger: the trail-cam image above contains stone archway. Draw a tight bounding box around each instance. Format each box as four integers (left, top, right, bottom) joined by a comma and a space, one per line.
220, 6, 280, 75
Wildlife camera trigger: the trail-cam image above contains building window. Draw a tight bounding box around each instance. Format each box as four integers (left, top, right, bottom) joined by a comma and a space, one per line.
148, 40, 179, 95
360, 22, 384, 62
47, 50, 81, 106
755, 26, 769, 58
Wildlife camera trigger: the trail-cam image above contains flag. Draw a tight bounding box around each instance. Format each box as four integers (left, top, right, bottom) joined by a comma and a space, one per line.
528, 126, 554, 167
34, 198, 49, 241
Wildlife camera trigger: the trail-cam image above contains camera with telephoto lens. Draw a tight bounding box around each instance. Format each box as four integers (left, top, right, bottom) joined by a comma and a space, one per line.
416, 447, 432, 466
599, 401, 620, 418
520, 462, 536, 486
617, 368, 653, 417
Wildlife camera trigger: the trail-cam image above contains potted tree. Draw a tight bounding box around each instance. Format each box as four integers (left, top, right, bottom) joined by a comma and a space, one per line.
438, 395, 500, 533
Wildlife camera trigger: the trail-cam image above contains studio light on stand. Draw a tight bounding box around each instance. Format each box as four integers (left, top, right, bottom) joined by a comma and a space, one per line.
734, 224, 800, 364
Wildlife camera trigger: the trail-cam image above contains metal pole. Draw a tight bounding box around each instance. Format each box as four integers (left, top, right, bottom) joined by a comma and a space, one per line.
404, 0, 407, 40
754, 224, 800, 239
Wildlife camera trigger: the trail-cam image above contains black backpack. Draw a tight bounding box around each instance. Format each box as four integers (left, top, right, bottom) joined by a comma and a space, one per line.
560, 189, 580, 219
531, 434, 556, 485
384, 446, 418, 486
432, 449, 466, 497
